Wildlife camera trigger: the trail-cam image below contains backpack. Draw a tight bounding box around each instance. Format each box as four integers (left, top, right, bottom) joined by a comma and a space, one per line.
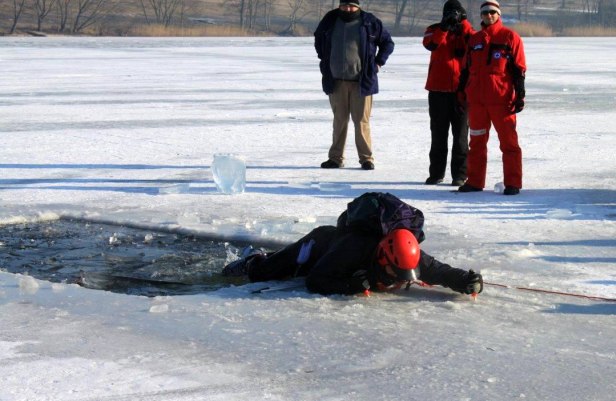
336, 192, 425, 242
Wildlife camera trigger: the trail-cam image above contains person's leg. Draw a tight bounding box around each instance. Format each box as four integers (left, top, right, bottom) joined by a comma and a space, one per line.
327, 81, 351, 165
349, 82, 374, 164
427, 91, 451, 181
247, 226, 337, 282
490, 106, 523, 189
449, 93, 469, 184
465, 104, 491, 189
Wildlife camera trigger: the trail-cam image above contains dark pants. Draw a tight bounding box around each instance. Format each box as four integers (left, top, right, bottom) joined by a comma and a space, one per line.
428, 91, 469, 181
248, 226, 337, 282
247, 225, 473, 296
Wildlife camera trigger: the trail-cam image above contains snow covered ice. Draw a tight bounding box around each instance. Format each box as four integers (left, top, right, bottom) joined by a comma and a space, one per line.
0, 37, 615, 401
211, 153, 246, 194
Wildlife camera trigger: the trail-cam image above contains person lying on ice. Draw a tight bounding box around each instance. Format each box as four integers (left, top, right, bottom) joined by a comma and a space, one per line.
222, 193, 483, 297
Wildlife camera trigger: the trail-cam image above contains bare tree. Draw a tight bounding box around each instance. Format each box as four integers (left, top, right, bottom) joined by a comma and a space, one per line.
9, 0, 27, 34
406, 0, 433, 33
393, 0, 409, 32
72, 0, 112, 33
56, 0, 72, 32
392, 0, 432, 33
281, 0, 309, 35
314, 0, 327, 20
597, 0, 616, 25
139, 0, 185, 27
262, 0, 275, 30
33, 0, 58, 31
222, 0, 248, 28
228, 0, 264, 30
246, 0, 260, 29
516, 0, 532, 21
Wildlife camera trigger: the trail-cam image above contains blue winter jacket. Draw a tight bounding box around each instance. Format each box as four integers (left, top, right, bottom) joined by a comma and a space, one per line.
314, 10, 395, 97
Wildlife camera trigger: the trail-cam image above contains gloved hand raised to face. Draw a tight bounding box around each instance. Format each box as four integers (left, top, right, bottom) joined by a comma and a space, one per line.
440, 10, 461, 32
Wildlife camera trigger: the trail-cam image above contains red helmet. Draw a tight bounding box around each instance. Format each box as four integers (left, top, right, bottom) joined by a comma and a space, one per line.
377, 229, 420, 280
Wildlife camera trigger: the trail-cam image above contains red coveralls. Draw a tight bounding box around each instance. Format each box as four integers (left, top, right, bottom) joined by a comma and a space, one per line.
463, 19, 526, 189
424, 19, 474, 92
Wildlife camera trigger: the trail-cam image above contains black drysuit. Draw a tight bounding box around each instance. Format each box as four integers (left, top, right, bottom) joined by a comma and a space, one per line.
247, 225, 473, 295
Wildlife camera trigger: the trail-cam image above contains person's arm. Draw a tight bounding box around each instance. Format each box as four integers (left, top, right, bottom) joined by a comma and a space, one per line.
314, 10, 336, 60
509, 33, 527, 113
314, 19, 326, 60
417, 251, 483, 294
375, 21, 395, 67
423, 23, 448, 51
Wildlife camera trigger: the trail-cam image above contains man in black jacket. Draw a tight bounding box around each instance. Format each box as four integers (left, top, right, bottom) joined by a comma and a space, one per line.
222, 199, 482, 297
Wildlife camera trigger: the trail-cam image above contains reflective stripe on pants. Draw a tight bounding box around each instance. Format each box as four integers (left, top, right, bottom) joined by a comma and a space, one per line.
467, 103, 522, 189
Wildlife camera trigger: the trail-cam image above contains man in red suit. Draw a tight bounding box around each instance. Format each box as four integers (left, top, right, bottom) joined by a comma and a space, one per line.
457, 0, 526, 195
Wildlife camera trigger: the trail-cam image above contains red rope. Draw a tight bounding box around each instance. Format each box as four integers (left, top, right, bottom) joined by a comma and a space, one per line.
484, 281, 616, 302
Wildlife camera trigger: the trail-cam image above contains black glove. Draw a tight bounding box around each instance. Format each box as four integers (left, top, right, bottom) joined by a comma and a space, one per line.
512, 72, 525, 114
441, 10, 461, 32
464, 270, 483, 294
349, 270, 371, 294
512, 97, 525, 114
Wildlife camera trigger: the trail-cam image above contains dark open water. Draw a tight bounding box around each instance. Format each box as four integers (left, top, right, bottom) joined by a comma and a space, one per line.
0, 219, 263, 296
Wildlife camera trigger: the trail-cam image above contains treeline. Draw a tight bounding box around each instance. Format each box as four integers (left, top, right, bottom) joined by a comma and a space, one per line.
2, 0, 615, 36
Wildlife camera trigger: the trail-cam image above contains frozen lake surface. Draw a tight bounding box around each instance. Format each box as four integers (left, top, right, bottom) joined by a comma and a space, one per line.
0, 37, 615, 401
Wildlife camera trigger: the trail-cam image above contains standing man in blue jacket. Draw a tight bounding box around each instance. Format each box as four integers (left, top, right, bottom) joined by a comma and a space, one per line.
315, 1, 395, 171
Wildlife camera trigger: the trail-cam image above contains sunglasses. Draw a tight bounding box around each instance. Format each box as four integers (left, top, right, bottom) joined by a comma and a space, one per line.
481, 10, 498, 15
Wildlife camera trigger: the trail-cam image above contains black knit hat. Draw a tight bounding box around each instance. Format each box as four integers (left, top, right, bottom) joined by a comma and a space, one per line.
443, 0, 467, 18
444, 0, 464, 12
340, 1, 360, 7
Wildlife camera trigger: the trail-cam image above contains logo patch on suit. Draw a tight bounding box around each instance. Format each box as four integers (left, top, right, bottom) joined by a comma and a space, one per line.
493, 51, 502, 59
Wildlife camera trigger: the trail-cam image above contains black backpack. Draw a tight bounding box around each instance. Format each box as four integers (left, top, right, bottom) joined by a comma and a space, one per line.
336, 192, 425, 242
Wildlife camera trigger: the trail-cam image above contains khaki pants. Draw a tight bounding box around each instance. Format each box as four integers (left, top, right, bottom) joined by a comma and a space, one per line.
327, 80, 373, 165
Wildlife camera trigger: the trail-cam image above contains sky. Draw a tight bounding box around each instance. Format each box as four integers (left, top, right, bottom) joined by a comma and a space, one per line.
0, 36, 615, 401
